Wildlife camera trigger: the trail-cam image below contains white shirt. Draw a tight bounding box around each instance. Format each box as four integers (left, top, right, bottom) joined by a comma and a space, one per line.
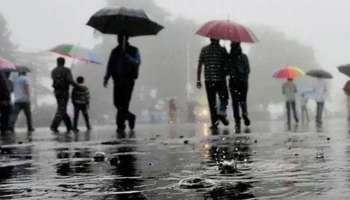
13, 75, 30, 103
312, 79, 327, 102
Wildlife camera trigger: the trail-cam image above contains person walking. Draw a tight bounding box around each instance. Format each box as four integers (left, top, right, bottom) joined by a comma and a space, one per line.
226, 42, 251, 133
72, 76, 91, 132
343, 80, 350, 121
313, 78, 327, 126
10, 71, 34, 132
196, 38, 229, 130
300, 91, 310, 124
0, 72, 12, 134
104, 34, 140, 132
282, 78, 299, 128
168, 98, 177, 124
50, 57, 76, 133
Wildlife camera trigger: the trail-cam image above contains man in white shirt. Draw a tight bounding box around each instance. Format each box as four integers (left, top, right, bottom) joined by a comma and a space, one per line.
10, 71, 34, 132
282, 78, 299, 128
313, 78, 327, 126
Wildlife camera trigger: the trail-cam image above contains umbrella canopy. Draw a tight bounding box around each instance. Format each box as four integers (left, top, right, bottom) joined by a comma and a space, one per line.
196, 20, 258, 43
0, 57, 16, 71
306, 69, 333, 79
87, 7, 164, 36
50, 44, 101, 64
273, 66, 305, 79
338, 64, 350, 77
1, 65, 31, 73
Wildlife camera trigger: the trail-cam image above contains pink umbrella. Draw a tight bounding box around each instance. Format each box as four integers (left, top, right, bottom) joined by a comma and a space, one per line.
0, 57, 16, 71
196, 20, 258, 43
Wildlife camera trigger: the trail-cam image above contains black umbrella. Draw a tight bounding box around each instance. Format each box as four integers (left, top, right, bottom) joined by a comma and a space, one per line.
338, 64, 350, 77
306, 69, 333, 79
87, 7, 164, 36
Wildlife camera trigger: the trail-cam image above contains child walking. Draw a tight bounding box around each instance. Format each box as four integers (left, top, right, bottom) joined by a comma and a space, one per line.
72, 76, 91, 132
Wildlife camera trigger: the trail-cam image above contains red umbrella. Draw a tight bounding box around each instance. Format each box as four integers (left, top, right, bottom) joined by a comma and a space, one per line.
196, 20, 258, 43
0, 57, 16, 71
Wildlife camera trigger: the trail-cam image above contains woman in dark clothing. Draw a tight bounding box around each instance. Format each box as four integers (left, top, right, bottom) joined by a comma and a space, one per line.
0, 72, 12, 134
226, 42, 251, 133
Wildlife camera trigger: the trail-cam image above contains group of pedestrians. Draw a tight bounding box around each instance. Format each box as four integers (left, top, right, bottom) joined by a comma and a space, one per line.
197, 38, 250, 133
281, 78, 327, 128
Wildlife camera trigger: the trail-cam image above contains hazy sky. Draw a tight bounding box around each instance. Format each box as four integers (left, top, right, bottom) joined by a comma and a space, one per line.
0, 0, 349, 106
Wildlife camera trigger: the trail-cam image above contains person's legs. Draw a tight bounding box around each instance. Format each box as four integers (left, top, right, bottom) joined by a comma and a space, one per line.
23, 102, 34, 131
51, 93, 64, 131
0, 103, 12, 133
316, 102, 321, 125
291, 101, 299, 123
286, 101, 291, 127
205, 81, 219, 127
81, 105, 91, 130
229, 79, 241, 131
240, 81, 250, 126
10, 103, 22, 131
124, 80, 136, 130
113, 81, 124, 130
217, 81, 229, 126
73, 105, 80, 131
61, 94, 72, 132
317, 102, 324, 125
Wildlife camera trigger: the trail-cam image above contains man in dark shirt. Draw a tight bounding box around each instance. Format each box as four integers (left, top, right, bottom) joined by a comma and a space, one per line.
104, 34, 141, 132
50, 57, 76, 133
226, 42, 251, 133
197, 38, 229, 129
0, 72, 12, 134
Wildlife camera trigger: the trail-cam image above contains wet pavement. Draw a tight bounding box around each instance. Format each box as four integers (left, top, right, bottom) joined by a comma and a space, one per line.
0, 120, 350, 199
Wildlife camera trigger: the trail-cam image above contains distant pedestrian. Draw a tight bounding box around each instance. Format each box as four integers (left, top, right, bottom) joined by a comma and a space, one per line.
226, 42, 251, 133
313, 78, 327, 126
282, 78, 299, 127
343, 80, 350, 121
197, 38, 229, 130
168, 98, 177, 124
300, 91, 310, 124
0, 72, 11, 134
104, 34, 140, 132
72, 76, 91, 132
10, 71, 34, 132
50, 57, 77, 133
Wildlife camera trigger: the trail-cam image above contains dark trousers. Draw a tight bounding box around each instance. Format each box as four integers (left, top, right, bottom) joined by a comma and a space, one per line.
73, 104, 91, 130
204, 81, 229, 126
113, 79, 135, 130
50, 92, 72, 130
229, 79, 249, 126
0, 102, 12, 133
11, 102, 33, 131
286, 101, 298, 126
316, 102, 324, 125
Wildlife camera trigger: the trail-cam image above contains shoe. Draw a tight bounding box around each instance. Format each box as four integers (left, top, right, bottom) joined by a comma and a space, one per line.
128, 114, 136, 130
28, 128, 35, 133
218, 114, 229, 126
72, 128, 80, 133
243, 116, 251, 126
50, 127, 59, 134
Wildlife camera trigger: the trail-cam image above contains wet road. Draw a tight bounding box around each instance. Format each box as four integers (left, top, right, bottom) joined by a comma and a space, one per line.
0, 120, 350, 199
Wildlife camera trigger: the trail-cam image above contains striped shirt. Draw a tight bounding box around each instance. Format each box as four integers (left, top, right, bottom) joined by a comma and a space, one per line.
72, 85, 90, 105
199, 43, 228, 82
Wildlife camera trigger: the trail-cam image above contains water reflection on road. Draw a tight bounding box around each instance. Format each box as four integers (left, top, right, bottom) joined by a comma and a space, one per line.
0, 120, 350, 199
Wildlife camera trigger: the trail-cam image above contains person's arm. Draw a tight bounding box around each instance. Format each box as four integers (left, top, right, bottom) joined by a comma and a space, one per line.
86, 87, 90, 107
104, 51, 114, 87
68, 70, 78, 88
